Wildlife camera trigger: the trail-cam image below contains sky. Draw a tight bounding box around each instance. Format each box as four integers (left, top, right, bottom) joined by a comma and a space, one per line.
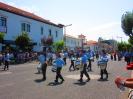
1, 0, 133, 42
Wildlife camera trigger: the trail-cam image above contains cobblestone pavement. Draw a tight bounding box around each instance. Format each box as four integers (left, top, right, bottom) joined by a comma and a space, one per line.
0, 59, 131, 99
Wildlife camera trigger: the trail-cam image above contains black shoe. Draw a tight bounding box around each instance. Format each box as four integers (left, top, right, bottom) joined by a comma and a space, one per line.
98, 78, 103, 81
42, 78, 46, 81
78, 79, 83, 82
54, 80, 58, 83
61, 79, 65, 83
86, 78, 90, 82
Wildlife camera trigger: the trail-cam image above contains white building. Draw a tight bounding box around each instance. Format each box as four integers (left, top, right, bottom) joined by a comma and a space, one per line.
86, 40, 98, 53
0, 2, 64, 51
65, 34, 82, 50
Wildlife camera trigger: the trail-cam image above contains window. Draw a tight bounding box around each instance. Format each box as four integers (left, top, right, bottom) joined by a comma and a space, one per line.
21, 23, 30, 32
0, 16, 7, 33
27, 24, 30, 32
49, 29, 51, 36
56, 31, 58, 37
0, 17, 6, 27
41, 27, 43, 35
21, 23, 25, 31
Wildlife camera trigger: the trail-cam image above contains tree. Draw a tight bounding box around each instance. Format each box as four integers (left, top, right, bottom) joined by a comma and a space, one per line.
0, 32, 4, 43
52, 40, 64, 52
41, 36, 53, 46
15, 32, 31, 51
121, 11, 133, 38
46, 36, 53, 46
117, 41, 132, 51
128, 37, 133, 46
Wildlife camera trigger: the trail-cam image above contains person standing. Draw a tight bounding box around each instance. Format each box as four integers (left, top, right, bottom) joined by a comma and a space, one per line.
124, 50, 131, 65
54, 53, 65, 83
110, 53, 113, 60
114, 52, 117, 61
96, 52, 99, 60
69, 55, 75, 71
63, 51, 68, 65
4, 51, 10, 70
98, 50, 108, 80
78, 51, 90, 82
86, 50, 92, 71
38, 52, 47, 81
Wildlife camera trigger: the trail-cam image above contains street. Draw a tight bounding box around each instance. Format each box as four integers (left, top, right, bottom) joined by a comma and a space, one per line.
0, 59, 131, 99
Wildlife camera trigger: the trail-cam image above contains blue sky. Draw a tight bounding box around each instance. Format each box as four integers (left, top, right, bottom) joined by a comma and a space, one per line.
1, 0, 133, 42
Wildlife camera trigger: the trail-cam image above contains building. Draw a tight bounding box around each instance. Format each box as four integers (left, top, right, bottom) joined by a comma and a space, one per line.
0, 2, 64, 51
78, 34, 87, 50
86, 40, 98, 53
65, 34, 82, 50
98, 37, 118, 53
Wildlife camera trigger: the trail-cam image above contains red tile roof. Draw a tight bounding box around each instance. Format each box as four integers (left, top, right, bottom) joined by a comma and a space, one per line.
87, 40, 98, 45
0, 2, 63, 28
78, 34, 86, 39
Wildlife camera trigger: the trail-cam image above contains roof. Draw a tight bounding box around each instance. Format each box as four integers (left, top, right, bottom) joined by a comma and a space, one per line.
87, 40, 98, 45
0, 2, 63, 28
78, 34, 86, 39
65, 34, 80, 40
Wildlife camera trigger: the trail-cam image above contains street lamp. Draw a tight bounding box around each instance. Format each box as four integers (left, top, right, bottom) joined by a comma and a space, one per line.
64, 24, 72, 48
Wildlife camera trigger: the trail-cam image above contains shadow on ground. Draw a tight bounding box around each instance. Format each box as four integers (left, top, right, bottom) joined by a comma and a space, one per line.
97, 79, 109, 82
73, 81, 86, 86
47, 82, 63, 86
34, 79, 45, 83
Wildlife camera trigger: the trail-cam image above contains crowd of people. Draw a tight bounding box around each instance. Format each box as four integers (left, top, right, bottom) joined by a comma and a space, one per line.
37, 49, 110, 83
0, 51, 37, 70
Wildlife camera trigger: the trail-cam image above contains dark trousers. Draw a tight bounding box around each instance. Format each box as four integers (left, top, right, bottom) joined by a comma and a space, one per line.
87, 59, 92, 71
55, 67, 64, 82
48, 57, 53, 65
80, 63, 90, 80
127, 57, 131, 65
63, 57, 66, 65
42, 63, 47, 80
69, 60, 75, 71
4, 61, 9, 70
114, 55, 116, 61
100, 69, 108, 79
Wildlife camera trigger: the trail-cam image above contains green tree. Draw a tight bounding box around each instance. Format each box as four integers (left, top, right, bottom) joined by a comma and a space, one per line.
117, 41, 132, 51
0, 32, 5, 43
128, 37, 133, 46
15, 32, 31, 51
121, 11, 133, 38
52, 40, 64, 52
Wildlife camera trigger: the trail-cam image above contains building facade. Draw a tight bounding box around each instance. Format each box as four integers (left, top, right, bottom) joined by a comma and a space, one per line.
65, 34, 82, 50
86, 40, 98, 53
98, 37, 118, 53
0, 2, 63, 51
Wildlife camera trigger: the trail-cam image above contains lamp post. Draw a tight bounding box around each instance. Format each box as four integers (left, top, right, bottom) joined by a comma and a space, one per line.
64, 24, 72, 48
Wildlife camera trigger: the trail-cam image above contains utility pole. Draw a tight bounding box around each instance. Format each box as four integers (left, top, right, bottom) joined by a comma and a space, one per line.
64, 24, 72, 48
